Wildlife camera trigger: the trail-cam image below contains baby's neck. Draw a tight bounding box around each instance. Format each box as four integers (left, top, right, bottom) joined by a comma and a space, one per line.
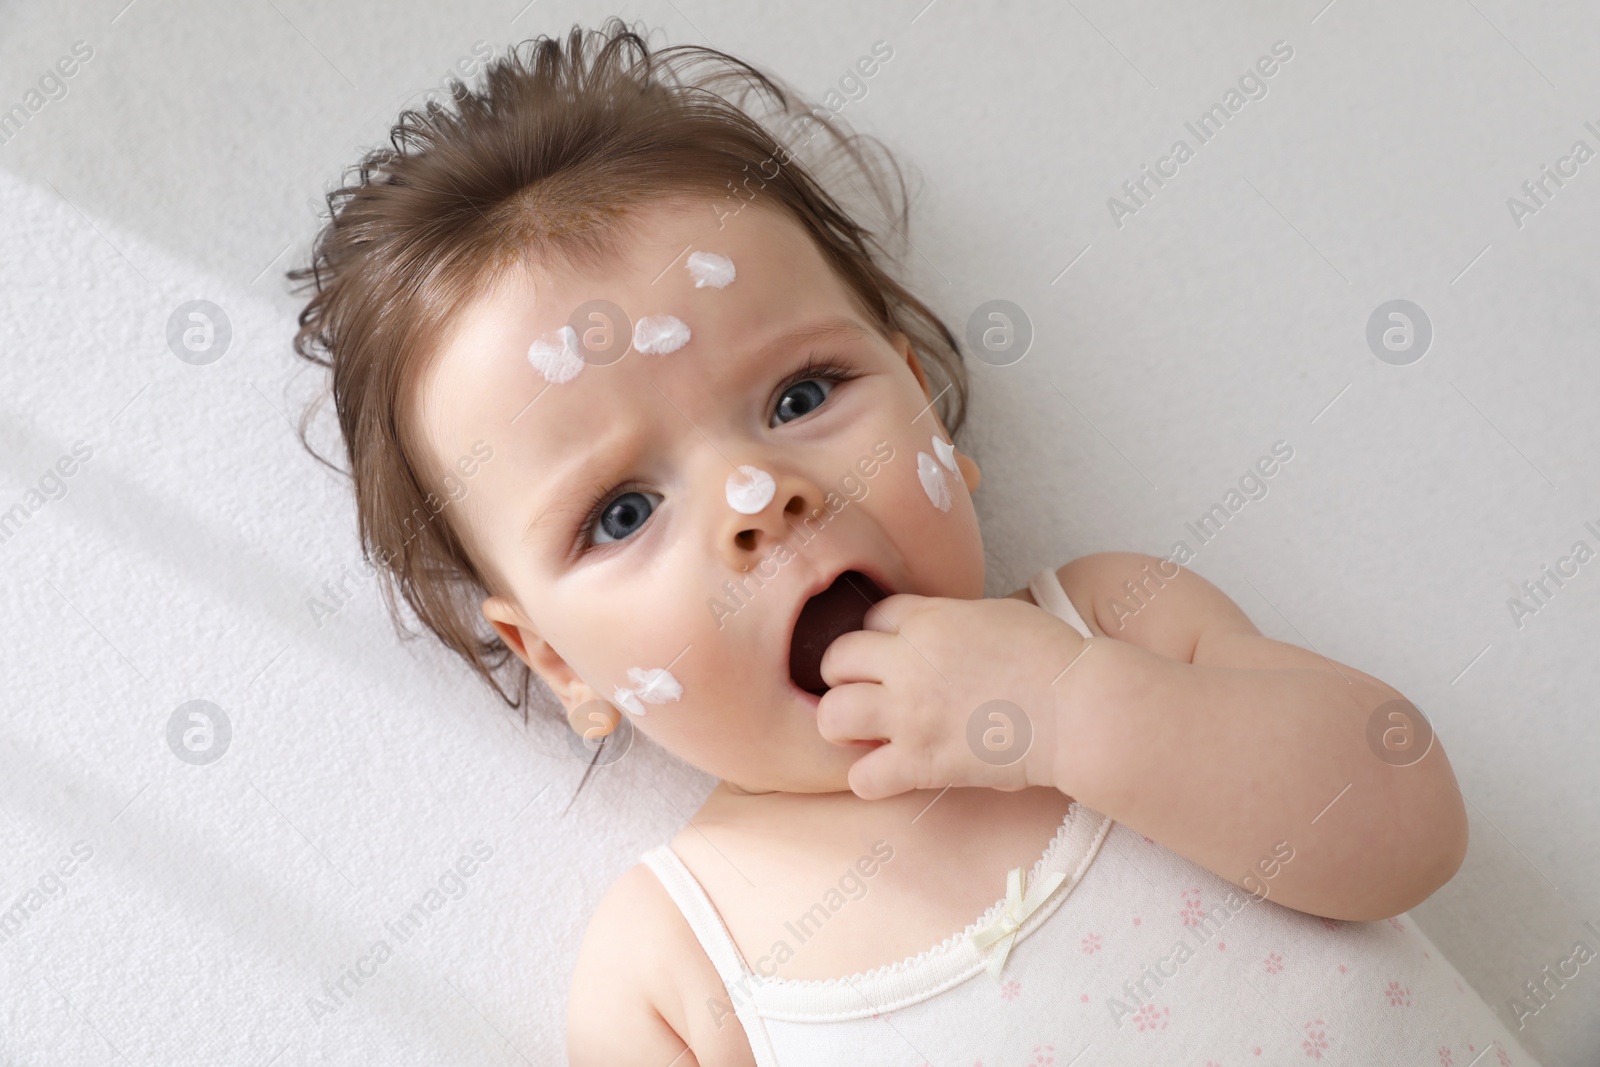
696, 781, 1069, 852
705, 781, 947, 822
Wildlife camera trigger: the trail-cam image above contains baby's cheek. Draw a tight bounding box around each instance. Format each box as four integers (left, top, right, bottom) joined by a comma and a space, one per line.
598, 598, 727, 719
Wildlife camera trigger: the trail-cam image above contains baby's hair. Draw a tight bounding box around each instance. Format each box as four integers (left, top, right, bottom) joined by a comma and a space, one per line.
286, 18, 970, 756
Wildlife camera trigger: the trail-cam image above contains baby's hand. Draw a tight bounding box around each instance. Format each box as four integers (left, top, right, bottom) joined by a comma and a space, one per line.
815, 594, 1092, 800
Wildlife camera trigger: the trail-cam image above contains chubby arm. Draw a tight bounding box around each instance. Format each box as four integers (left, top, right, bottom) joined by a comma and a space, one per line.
568, 866, 697, 1066
569, 864, 755, 1067
1052, 552, 1467, 922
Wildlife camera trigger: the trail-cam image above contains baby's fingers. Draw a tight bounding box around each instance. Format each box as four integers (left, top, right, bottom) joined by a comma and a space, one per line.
815, 681, 890, 746
845, 742, 924, 801
818, 627, 900, 687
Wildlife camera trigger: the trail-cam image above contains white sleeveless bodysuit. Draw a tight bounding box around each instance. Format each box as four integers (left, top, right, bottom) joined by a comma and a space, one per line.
641, 567, 1543, 1066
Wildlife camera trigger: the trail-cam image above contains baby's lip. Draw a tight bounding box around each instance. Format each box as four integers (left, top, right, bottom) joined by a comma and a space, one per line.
784, 564, 896, 698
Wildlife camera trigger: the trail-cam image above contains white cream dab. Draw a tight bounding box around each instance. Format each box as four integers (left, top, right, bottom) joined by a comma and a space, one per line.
725, 465, 775, 514
632, 314, 690, 355
686, 251, 736, 289
917, 451, 952, 512
613, 666, 683, 717
527, 325, 584, 384
932, 435, 957, 472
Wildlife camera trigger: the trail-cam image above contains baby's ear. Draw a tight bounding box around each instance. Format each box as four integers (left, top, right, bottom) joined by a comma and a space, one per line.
481, 596, 604, 710
892, 330, 934, 402
482, 595, 532, 660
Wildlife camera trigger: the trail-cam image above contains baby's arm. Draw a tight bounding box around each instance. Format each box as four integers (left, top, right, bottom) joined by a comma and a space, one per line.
1054, 552, 1468, 922
568, 864, 756, 1067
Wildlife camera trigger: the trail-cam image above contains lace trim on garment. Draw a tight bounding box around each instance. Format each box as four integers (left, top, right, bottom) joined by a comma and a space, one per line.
756, 807, 1078, 993
752, 804, 1112, 1021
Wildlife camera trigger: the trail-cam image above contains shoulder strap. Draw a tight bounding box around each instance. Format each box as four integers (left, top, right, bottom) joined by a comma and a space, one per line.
639, 845, 782, 1067
1028, 566, 1093, 638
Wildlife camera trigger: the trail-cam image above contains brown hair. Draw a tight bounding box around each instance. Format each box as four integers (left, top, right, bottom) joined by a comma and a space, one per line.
287, 18, 970, 775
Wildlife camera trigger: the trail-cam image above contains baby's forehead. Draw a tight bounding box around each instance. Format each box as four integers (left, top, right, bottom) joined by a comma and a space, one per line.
416, 197, 857, 478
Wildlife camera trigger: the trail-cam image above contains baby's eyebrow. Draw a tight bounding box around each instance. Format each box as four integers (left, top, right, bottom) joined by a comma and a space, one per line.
517, 315, 873, 548
750, 316, 870, 362
520, 439, 630, 546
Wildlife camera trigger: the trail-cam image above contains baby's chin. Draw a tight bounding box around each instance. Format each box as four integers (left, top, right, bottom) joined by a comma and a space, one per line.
710, 745, 863, 797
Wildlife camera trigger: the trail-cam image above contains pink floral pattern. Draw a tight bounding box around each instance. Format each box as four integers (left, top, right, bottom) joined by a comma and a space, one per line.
1180, 887, 1205, 926
1385, 981, 1412, 1007
1264, 951, 1285, 975
1438, 1045, 1453, 1065
1302, 1017, 1330, 1059
1132, 1003, 1170, 1032
1024, 1045, 1054, 1066
1081, 932, 1102, 955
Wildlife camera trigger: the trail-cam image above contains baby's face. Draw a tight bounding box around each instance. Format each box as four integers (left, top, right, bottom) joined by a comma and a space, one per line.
417, 196, 984, 792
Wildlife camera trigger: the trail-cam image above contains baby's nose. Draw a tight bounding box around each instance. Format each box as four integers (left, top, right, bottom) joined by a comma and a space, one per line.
716, 463, 821, 567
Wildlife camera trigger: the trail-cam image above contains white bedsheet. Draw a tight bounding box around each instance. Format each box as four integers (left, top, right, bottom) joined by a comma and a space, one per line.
2, 1, 1596, 1064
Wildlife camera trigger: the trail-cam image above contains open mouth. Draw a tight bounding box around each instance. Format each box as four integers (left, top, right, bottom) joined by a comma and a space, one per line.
788, 569, 890, 697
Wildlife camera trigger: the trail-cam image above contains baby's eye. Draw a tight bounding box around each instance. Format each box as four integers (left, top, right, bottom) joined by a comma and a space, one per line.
773, 378, 836, 426
588, 489, 662, 546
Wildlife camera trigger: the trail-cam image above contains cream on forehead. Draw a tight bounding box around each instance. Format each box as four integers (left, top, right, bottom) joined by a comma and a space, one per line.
686, 250, 736, 289
725, 465, 775, 514
613, 666, 683, 716
632, 314, 691, 355
917, 451, 952, 512
527, 325, 584, 384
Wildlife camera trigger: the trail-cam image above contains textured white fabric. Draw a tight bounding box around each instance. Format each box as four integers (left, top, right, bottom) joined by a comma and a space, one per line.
641, 568, 1547, 1066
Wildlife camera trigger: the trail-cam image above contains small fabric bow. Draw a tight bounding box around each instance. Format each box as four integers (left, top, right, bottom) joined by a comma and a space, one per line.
968, 866, 1066, 981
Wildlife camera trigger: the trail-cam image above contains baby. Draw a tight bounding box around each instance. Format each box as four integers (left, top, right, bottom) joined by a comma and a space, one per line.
289, 18, 1546, 1067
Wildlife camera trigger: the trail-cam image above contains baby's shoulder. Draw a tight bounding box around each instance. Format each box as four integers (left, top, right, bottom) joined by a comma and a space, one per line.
568, 860, 755, 1066
1004, 554, 1116, 636
1011, 551, 1238, 649
568, 863, 685, 1045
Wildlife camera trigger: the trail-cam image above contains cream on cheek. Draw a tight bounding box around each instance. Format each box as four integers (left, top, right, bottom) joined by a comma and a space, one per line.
917, 433, 960, 512
612, 666, 684, 716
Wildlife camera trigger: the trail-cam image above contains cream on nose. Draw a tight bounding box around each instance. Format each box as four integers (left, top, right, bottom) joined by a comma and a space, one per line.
725, 465, 776, 514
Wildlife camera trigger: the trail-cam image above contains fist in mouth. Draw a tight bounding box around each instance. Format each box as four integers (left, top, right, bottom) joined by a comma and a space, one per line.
812, 592, 1096, 799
